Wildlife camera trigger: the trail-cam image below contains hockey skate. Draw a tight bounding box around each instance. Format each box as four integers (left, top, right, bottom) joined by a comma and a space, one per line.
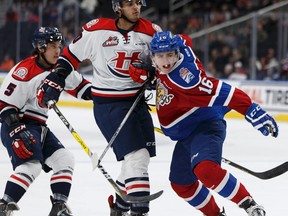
218, 208, 227, 216
239, 197, 266, 216
0, 200, 19, 216
108, 195, 129, 216
48, 196, 73, 216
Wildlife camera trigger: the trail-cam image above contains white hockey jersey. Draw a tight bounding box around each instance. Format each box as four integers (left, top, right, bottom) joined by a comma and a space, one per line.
59, 18, 162, 101
0, 56, 91, 124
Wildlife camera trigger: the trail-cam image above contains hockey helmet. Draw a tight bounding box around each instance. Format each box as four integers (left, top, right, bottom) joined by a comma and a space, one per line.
112, 0, 146, 13
150, 31, 179, 55
32, 27, 63, 49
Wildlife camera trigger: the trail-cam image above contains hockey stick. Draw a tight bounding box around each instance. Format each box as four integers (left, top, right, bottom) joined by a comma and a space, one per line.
154, 126, 288, 180
97, 86, 146, 165
50, 102, 163, 203
221, 157, 288, 180
48, 101, 99, 170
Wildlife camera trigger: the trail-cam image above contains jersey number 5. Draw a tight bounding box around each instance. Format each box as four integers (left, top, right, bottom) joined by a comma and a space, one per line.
4, 83, 17, 96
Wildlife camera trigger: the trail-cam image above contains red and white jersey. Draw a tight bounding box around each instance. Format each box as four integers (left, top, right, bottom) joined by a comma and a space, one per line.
0, 56, 90, 124
60, 18, 162, 100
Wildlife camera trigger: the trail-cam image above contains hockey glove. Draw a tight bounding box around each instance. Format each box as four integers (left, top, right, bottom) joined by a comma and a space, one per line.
245, 103, 279, 137
4, 112, 36, 159
129, 60, 155, 82
37, 72, 65, 108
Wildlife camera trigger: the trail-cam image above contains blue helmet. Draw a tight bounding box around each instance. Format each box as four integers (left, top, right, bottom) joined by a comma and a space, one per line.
112, 0, 146, 12
32, 27, 63, 49
150, 31, 179, 55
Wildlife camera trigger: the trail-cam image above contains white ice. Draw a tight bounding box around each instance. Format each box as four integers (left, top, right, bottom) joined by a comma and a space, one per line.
0, 106, 287, 215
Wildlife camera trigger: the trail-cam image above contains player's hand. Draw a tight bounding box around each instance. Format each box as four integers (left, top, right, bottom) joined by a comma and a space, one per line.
245, 103, 279, 137
37, 72, 65, 108
129, 60, 155, 83
9, 123, 36, 159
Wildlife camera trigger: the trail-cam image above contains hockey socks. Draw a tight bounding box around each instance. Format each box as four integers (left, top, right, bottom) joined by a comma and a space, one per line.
194, 160, 252, 204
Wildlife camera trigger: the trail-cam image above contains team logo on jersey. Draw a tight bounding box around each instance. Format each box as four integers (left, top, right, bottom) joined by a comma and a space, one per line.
13, 67, 28, 79
103, 36, 119, 47
179, 67, 194, 84
156, 80, 174, 109
152, 24, 162, 32
86, 19, 99, 28
107, 51, 141, 77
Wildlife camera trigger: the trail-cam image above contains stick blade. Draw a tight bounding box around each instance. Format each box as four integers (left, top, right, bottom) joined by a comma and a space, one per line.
255, 161, 288, 180
123, 190, 164, 203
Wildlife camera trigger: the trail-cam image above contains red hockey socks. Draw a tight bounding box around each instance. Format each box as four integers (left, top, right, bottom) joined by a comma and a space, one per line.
194, 160, 252, 204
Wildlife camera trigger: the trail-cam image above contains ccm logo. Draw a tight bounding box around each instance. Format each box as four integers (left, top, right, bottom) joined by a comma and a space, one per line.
9, 125, 25, 137
250, 105, 261, 117
44, 79, 64, 91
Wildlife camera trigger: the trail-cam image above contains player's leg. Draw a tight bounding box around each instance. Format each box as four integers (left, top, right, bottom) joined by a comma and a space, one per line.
43, 129, 75, 216
93, 99, 155, 215
0, 124, 43, 215
0, 161, 41, 215
193, 120, 265, 216
169, 134, 223, 216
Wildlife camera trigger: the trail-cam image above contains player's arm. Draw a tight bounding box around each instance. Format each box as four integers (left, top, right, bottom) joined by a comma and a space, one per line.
64, 71, 92, 100
192, 76, 278, 137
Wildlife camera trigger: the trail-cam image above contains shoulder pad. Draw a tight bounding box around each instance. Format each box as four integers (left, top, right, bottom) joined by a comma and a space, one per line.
12, 56, 44, 81
83, 18, 116, 31
134, 18, 162, 36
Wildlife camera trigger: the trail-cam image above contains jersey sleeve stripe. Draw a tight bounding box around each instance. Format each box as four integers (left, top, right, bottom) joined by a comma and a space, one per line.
208, 81, 222, 106
211, 82, 234, 106
223, 86, 235, 106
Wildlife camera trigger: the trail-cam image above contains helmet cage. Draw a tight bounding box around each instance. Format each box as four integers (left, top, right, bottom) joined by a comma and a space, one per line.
112, 0, 146, 13
32, 27, 63, 49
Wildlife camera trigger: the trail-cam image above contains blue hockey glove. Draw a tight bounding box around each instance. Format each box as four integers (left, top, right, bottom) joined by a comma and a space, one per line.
37, 72, 65, 108
245, 103, 279, 137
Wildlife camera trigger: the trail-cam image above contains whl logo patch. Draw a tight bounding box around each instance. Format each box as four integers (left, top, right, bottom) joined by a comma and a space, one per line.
103, 36, 119, 47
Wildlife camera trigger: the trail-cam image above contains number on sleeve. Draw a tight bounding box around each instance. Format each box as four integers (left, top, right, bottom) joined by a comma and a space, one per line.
4, 83, 17, 96
198, 77, 213, 94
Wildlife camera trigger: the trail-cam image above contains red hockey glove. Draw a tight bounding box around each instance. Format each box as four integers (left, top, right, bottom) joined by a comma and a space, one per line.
9, 123, 36, 159
37, 72, 65, 108
129, 60, 149, 83
2, 111, 36, 159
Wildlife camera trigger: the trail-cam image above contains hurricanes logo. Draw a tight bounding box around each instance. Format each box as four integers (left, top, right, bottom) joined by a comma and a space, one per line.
107, 51, 141, 78
156, 80, 174, 110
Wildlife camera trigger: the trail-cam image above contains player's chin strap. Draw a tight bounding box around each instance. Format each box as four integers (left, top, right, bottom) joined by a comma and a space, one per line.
48, 101, 163, 203
154, 126, 288, 180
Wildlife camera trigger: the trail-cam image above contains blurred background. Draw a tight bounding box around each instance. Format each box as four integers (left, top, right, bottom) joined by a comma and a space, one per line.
0, 0, 288, 81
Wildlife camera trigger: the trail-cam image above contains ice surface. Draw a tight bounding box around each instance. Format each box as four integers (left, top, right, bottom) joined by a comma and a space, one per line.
0, 106, 287, 215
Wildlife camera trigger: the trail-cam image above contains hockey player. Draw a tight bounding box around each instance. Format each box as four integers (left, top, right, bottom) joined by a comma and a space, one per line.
0, 27, 91, 216
130, 31, 279, 216
36, 1, 162, 215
